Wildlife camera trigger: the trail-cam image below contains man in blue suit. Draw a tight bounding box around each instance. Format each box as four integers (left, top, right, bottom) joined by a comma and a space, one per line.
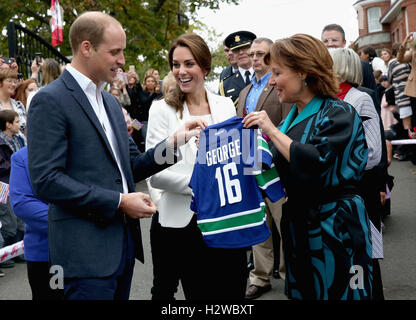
27, 11, 205, 300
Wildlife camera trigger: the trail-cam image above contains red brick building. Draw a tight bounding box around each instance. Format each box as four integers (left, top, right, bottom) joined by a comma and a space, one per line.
353, 0, 416, 51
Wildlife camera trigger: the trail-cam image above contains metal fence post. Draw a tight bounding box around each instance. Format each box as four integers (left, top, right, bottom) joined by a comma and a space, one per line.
7, 22, 17, 58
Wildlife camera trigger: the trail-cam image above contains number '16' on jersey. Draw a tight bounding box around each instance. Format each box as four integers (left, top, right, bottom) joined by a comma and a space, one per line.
189, 116, 286, 248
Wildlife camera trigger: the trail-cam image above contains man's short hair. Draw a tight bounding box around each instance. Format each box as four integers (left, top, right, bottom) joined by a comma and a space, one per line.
253, 38, 273, 46
0, 110, 18, 131
69, 11, 121, 54
322, 24, 345, 41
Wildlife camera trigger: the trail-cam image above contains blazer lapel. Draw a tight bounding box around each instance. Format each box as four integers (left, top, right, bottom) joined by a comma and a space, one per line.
102, 95, 136, 188
61, 71, 117, 164
176, 101, 199, 155
102, 94, 129, 161
255, 85, 273, 111
238, 85, 251, 116
206, 90, 222, 124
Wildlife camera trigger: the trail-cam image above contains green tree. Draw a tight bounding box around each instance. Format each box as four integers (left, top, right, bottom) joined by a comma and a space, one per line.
0, 0, 238, 79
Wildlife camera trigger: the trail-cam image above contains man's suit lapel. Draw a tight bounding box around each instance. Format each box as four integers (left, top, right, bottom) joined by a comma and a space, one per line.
102, 94, 130, 168
238, 85, 251, 116
61, 71, 118, 166
255, 85, 273, 111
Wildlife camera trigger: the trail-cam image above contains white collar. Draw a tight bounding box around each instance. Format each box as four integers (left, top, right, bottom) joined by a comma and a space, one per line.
66, 64, 106, 92
238, 66, 254, 78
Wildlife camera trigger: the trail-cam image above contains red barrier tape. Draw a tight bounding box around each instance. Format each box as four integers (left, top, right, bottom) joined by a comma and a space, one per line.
0, 241, 24, 263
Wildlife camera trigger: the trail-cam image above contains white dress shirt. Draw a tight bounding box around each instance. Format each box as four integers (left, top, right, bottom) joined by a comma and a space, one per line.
66, 65, 129, 199
238, 67, 254, 82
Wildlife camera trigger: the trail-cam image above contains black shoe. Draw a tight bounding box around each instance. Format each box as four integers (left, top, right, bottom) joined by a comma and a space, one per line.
0, 269, 5, 277
0, 260, 15, 268
247, 261, 254, 271
272, 268, 280, 279
13, 255, 26, 263
245, 284, 272, 300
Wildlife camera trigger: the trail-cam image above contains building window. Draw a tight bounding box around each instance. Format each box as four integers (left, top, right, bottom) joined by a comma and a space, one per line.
367, 6, 382, 33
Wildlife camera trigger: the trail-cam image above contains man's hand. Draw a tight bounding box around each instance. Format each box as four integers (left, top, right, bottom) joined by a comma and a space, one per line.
167, 118, 207, 149
119, 192, 156, 219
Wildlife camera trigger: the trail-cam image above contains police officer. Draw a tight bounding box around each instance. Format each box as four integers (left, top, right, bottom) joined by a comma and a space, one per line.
219, 31, 256, 107
219, 44, 238, 82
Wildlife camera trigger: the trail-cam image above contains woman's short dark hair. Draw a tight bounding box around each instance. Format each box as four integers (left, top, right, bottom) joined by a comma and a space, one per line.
362, 47, 377, 61
0, 110, 18, 131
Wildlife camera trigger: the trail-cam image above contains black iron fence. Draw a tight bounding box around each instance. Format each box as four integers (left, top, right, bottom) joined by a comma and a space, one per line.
7, 22, 70, 80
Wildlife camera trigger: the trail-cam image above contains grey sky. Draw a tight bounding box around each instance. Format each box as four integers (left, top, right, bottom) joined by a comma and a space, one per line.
196, 0, 359, 48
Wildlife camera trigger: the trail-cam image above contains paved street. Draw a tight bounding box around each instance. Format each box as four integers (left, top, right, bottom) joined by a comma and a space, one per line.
1, 159, 415, 300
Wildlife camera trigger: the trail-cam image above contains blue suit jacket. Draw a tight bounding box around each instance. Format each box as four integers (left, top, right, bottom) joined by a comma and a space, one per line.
27, 70, 175, 278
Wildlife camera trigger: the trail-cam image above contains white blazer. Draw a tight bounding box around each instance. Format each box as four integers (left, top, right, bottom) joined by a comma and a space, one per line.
145, 89, 236, 228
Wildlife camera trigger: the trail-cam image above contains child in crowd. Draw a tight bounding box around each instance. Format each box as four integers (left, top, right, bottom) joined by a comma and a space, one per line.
0, 110, 26, 271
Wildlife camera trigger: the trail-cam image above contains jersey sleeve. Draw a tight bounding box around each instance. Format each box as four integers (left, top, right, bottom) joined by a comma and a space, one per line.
255, 130, 286, 202
255, 165, 285, 202
257, 132, 274, 169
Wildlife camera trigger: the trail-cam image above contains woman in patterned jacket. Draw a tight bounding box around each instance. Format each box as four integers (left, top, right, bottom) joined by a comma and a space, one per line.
243, 34, 373, 300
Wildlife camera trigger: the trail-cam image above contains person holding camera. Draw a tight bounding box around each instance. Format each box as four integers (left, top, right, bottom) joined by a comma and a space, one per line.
111, 68, 131, 109
0, 57, 18, 73
26, 58, 61, 111
397, 32, 416, 137
0, 109, 26, 271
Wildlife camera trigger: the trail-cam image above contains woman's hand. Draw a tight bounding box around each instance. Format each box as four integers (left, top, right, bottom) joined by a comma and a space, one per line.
242, 110, 276, 136
168, 118, 208, 148
404, 32, 414, 45
243, 110, 293, 161
10, 58, 18, 72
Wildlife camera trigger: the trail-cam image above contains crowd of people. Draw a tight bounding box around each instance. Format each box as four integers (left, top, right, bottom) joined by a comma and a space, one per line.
0, 11, 415, 301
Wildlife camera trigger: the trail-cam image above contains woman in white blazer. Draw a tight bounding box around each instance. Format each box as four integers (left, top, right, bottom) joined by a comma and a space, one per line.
146, 34, 236, 300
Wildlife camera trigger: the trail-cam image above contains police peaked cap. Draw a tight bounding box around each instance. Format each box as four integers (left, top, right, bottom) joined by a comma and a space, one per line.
224, 31, 257, 51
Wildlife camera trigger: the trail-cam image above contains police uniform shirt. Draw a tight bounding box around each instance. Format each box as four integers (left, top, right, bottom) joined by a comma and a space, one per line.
238, 67, 254, 85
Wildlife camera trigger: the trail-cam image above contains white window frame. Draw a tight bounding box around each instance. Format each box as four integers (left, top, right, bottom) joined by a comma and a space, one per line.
367, 6, 382, 33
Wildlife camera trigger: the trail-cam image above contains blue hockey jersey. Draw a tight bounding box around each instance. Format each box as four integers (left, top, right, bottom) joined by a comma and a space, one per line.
189, 116, 285, 248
